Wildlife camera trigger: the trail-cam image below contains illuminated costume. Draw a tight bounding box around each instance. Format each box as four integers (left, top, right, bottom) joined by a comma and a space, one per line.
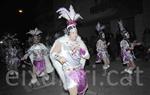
22, 28, 54, 84
118, 20, 137, 74
95, 22, 110, 70
50, 5, 90, 95
3, 34, 21, 75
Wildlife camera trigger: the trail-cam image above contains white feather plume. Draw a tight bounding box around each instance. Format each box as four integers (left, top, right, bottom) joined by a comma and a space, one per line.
56, 8, 70, 20
69, 5, 76, 20
27, 28, 42, 36
96, 22, 105, 32
117, 20, 125, 31
74, 14, 83, 20
56, 5, 83, 21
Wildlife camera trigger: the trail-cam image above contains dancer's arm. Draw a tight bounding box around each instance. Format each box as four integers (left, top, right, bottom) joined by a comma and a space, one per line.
50, 40, 66, 64
21, 48, 33, 60
78, 37, 90, 59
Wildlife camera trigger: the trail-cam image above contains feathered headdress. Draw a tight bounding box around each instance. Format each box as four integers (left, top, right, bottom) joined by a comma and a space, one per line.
56, 5, 83, 32
26, 28, 42, 36
96, 22, 105, 35
117, 20, 128, 36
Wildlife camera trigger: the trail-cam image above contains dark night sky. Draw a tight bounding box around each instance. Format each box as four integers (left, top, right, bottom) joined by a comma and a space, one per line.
0, 0, 35, 36
0, 0, 144, 40
0, 0, 53, 38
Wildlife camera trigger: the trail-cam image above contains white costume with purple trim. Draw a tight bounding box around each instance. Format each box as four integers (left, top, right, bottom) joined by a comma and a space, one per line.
50, 35, 90, 94
120, 39, 134, 64
96, 39, 109, 63
28, 43, 54, 76
26, 28, 54, 77
95, 22, 109, 63
51, 5, 90, 94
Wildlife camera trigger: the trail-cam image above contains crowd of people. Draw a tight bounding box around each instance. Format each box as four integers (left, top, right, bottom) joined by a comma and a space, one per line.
0, 4, 150, 95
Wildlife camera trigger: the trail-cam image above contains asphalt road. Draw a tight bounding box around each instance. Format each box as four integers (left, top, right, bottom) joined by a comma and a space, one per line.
0, 58, 150, 95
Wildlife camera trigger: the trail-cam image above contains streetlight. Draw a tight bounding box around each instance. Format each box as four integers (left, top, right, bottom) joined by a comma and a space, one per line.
18, 9, 23, 14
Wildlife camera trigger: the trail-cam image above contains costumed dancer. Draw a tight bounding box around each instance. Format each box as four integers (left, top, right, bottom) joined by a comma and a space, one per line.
118, 20, 140, 74
95, 22, 110, 70
21, 28, 54, 85
3, 33, 21, 75
50, 5, 90, 95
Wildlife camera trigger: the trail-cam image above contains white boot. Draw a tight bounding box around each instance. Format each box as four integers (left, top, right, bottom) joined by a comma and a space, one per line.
103, 64, 110, 70
44, 75, 49, 81
31, 78, 38, 84
124, 68, 133, 74
95, 60, 101, 63
128, 70, 133, 74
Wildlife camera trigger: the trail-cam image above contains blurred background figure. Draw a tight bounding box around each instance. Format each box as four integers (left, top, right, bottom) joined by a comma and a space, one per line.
21, 28, 54, 86
95, 22, 110, 70
1, 33, 22, 75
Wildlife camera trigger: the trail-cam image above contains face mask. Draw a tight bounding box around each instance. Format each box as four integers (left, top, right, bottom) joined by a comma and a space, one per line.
67, 25, 77, 33
69, 28, 77, 33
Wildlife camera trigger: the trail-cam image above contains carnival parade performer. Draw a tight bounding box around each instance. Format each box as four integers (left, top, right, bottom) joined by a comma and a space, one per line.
118, 20, 140, 74
95, 22, 110, 70
21, 28, 54, 85
2, 33, 21, 75
50, 5, 90, 95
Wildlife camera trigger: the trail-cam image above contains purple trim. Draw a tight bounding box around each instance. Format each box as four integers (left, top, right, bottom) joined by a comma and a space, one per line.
33, 60, 45, 75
